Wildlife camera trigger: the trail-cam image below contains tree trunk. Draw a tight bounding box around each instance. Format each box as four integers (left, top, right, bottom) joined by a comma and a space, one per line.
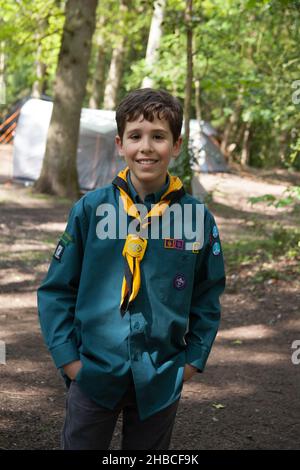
240, 122, 251, 166
235, 120, 246, 148
220, 97, 242, 157
103, 0, 128, 110
183, 0, 193, 194
141, 0, 166, 88
32, 44, 47, 99
0, 41, 6, 105
184, 0, 193, 143
34, 0, 98, 199
102, 37, 125, 110
279, 132, 288, 165
195, 78, 202, 124
89, 16, 106, 109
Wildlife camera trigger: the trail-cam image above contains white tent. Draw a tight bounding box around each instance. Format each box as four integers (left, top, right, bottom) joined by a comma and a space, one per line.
13, 98, 228, 191
13, 98, 125, 191
189, 119, 228, 173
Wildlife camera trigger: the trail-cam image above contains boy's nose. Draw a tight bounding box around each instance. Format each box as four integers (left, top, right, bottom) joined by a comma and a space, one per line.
140, 136, 153, 154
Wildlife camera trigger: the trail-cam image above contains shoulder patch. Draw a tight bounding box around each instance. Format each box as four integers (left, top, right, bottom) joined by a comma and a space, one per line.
61, 231, 74, 245
53, 241, 65, 261
212, 225, 219, 239
212, 241, 221, 256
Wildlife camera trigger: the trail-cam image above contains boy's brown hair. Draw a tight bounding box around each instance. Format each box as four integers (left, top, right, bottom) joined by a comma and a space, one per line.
116, 88, 183, 143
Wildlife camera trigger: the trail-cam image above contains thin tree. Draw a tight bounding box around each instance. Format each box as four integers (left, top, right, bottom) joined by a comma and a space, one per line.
0, 41, 5, 106
32, 42, 47, 98
182, 0, 193, 193
103, 0, 128, 110
141, 0, 166, 88
89, 15, 106, 109
184, 0, 193, 145
103, 37, 126, 110
34, 0, 98, 198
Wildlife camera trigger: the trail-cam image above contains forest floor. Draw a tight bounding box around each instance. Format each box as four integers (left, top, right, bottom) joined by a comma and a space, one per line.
0, 143, 300, 450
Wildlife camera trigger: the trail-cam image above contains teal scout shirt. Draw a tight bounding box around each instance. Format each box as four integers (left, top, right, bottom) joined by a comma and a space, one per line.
37, 174, 226, 420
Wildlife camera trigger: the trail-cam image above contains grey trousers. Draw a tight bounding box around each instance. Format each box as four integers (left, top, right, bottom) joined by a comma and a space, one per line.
61, 377, 180, 450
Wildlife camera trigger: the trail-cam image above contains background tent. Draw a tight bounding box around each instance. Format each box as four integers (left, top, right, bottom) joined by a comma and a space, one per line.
13, 98, 228, 191
13, 98, 124, 191
189, 119, 228, 173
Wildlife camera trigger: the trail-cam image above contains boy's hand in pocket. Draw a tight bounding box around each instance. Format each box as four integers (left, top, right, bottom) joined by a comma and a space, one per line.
63, 360, 82, 381
183, 364, 198, 382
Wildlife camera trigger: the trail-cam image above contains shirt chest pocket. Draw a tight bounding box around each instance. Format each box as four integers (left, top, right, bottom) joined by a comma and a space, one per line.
144, 242, 197, 310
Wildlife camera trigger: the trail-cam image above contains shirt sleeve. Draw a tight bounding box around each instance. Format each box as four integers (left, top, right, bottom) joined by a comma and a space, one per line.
37, 196, 88, 369
185, 208, 226, 372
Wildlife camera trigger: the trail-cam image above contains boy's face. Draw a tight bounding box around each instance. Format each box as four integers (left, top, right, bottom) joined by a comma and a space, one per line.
115, 114, 182, 198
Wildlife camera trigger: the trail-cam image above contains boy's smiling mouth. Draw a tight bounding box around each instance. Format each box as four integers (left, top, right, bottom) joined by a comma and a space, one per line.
136, 158, 159, 166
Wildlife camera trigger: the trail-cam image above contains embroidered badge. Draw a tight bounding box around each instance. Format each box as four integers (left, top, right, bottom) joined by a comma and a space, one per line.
53, 241, 65, 261
192, 242, 201, 253
173, 273, 187, 290
212, 241, 221, 256
164, 238, 175, 249
174, 239, 185, 250
212, 225, 219, 239
61, 231, 74, 246
164, 238, 185, 250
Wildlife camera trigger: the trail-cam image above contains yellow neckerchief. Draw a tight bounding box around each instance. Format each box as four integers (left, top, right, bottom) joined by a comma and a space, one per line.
112, 166, 185, 316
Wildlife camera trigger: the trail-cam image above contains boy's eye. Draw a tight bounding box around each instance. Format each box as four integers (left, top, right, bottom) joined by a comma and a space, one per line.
128, 133, 165, 140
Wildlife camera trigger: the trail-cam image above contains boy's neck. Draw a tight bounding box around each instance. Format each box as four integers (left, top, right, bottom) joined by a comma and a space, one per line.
128, 171, 168, 202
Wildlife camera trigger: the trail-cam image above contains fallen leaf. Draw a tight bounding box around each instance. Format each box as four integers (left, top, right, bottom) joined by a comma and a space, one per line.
232, 339, 243, 345
212, 403, 225, 409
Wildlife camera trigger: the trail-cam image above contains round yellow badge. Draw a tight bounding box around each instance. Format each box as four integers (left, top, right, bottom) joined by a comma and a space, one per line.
123, 235, 147, 259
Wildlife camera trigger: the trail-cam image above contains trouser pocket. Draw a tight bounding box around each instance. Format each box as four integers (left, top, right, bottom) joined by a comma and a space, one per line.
61, 381, 120, 450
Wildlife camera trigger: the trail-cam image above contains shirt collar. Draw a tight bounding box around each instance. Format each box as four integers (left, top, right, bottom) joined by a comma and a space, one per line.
127, 170, 170, 206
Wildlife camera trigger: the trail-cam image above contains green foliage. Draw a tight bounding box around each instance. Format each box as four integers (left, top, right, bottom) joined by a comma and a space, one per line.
248, 194, 277, 205
223, 223, 300, 279
170, 137, 193, 193
289, 137, 300, 170
1, 0, 300, 176
0, 0, 65, 111
249, 186, 300, 208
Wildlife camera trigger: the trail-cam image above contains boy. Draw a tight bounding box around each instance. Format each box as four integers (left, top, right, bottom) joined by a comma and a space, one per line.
37, 88, 225, 450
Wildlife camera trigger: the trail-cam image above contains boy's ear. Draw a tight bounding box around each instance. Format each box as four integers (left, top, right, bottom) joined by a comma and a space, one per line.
172, 136, 183, 159
115, 135, 124, 156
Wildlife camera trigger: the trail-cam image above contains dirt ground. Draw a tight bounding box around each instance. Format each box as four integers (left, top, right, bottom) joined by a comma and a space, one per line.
0, 144, 300, 450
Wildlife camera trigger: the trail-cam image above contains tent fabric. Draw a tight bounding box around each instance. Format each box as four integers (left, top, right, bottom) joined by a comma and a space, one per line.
189, 119, 228, 173
13, 98, 125, 191
13, 99, 228, 191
